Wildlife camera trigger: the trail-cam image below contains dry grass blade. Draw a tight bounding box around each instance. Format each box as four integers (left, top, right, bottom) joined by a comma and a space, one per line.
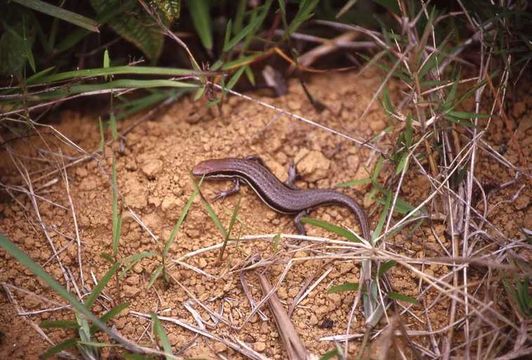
256, 271, 312, 360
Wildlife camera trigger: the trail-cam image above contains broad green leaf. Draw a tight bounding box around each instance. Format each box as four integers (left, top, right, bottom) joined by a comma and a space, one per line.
151, 0, 181, 22
187, 0, 212, 51
90, 0, 163, 61
12, 0, 99, 32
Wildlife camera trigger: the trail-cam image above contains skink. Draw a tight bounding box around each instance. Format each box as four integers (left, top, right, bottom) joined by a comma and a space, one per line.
192, 157, 370, 240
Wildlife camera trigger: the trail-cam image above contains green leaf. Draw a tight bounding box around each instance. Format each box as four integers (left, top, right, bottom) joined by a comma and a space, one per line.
395, 152, 409, 175
377, 260, 396, 278
336, 178, 372, 188
103, 49, 110, 80
90, 0, 163, 61
223, 7, 268, 52
111, 156, 121, 256
320, 348, 340, 360
371, 191, 392, 243
99, 303, 129, 324
244, 65, 255, 86
226, 66, 246, 91
152, 0, 181, 22
40, 319, 79, 329
28, 66, 200, 85
446, 111, 490, 120
0, 234, 119, 345
388, 291, 418, 304
151, 313, 173, 358
222, 53, 264, 70
272, 233, 281, 252
119, 251, 156, 279
163, 179, 201, 257
98, 117, 105, 152
233, 0, 247, 34
187, 0, 213, 51
148, 264, 164, 288
12, 0, 99, 32
85, 262, 120, 308
115, 90, 184, 122
195, 183, 227, 239
381, 87, 394, 116
286, 0, 319, 37
328, 282, 359, 293
301, 217, 362, 243
0, 21, 36, 75
41, 338, 79, 359
219, 196, 242, 261
109, 112, 118, 141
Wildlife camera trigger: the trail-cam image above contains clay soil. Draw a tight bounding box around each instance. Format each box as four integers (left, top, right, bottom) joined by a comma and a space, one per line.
0, 71, 530, 359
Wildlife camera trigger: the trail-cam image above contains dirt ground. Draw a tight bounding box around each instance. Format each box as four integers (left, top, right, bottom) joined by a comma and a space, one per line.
0, 70, 530, 359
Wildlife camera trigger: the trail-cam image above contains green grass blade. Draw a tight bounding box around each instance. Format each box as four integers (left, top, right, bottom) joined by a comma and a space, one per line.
286, 0, 319, 37
336, 178, 372, 188
40, 319, 79, 329
151, 313, 173, 358
371, 191, 392, 243
111, 156, 121, 256
388, 291, 418, 304
28, 66, 203, 85
41, 337, 78, 359
187, 0, 213, 51
218, 196, 241, 261
225, 66, 246, 91
320, 348, 340, 360
110, 112, 118, 141
85, 262, 120, 308
119, 251, 156, 279
0, 234, 116, 340
148, 264, 164, 288
193, 179, 227, 239
328, 282, 360, 293
98, 117, 105, 152
301, 217, 362, 243
12, 0, 99, 32
163, 179, 202, 258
